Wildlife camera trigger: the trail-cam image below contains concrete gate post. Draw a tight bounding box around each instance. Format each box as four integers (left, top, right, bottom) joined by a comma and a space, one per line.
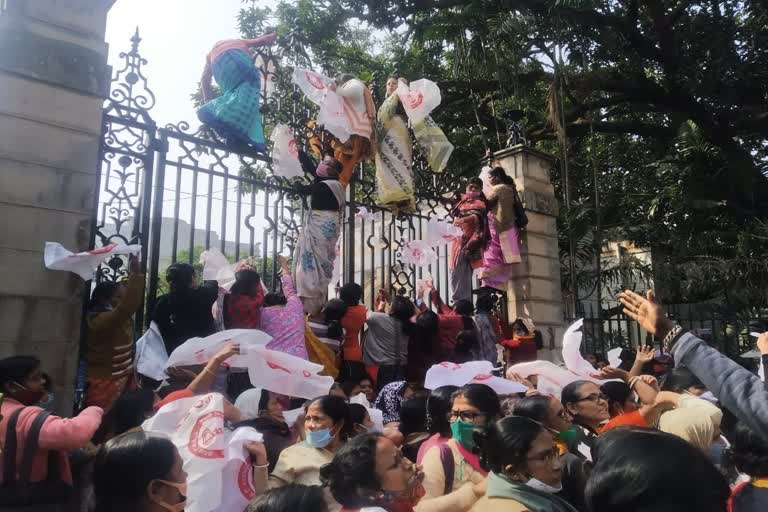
490, 145, 566, 360
0, 0, 115, 411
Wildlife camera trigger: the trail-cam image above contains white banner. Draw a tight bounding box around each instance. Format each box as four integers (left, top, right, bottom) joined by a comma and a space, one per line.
244, 346, 334, 400
270, 124, 304, 179
165, 330, 272, 369
396, 79, 441, 124
424, 361, 527, 395
142, 394, 264, 512
135, 321, 169, 381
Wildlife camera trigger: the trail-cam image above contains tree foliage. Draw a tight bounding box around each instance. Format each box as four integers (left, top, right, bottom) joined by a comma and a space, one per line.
233, 0, 768, 310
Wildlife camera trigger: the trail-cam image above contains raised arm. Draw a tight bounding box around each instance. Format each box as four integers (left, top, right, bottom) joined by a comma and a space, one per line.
243, 33, 277, 48
39, 406, 104, 451
186, 342, 239, 395
620, 289, 768, 442
200, 58, 213, 103
628, 345, 655, 378
429, 288, 452, 315
88, 259, 145, 332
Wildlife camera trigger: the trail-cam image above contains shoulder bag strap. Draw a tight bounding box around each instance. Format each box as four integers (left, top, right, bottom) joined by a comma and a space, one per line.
439, 443, 455, 496
2, 407, 26, 484
18, 410, 51, 485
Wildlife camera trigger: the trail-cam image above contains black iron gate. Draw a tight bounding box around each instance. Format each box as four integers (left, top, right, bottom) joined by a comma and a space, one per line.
92, 30, 461, 329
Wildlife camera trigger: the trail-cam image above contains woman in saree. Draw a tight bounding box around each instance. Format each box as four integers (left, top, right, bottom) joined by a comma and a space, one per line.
293, 152, 346, 315
375, 76, 415, 211
197, 33, 277, 153
449, 177, 488, 303
479, 166, 522, 291
307, 73, 376, 188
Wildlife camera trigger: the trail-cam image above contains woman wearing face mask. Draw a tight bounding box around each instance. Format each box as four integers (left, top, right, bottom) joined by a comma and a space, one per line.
321, 432, 426, 512
0, 355, 103, 507
513, 395, 574, 455
513, 395, 587, 511
85, 255, 144, 410
560, 380, 610, 456
349, 403, 376, 437
449, 178, 488, 303
234, 388, 294, 472
471, 416, 579, 512
93, 431, 187, 512
419, 384, 500, 511
269, 395, 351, 511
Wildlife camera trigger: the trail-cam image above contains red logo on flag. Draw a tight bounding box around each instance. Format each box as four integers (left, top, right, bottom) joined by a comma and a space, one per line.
306, 72, 324, 90
407, 91, 424, 109
288, 139, 298, 158
238, 461, 257, 499
267, 361, 292, 374
188, 411, 225, 459
472, 373, 492, 381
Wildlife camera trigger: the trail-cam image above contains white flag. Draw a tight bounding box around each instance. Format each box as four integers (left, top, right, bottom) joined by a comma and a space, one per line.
142, 394, 263, 512
165, 329, 272, 369
561, 319, 600, 378
270, 124, 304, 179
135, 321, 169, 381
607, 347, 623, 369
400, 240, 438, 267
424, 361, 526, 395
396, 79, 441, 124
44, 242, 141, 280
292, 67, 352, 142
244, 346, 334, 400
291, 67, 334, 106
426, 217, 462, 246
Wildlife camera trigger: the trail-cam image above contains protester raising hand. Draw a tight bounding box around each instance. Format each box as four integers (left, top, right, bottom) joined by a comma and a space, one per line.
186, 341, 240, 395
629, 345, 655, 378
618, 290, 676, 340
618, 288, 768, 444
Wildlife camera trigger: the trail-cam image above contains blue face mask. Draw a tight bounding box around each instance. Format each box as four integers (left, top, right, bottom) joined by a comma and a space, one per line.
306, 427, 334, 448
38, 393, 55, 411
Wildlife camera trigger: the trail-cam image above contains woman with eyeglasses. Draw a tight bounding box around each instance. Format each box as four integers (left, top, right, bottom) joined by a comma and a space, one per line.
419, 384, 500, 511
514, 394, 588, 511
470, 416, 578, 512
320, 432, 426, 512
513, 395, 574, 454
560, 381, 610, 457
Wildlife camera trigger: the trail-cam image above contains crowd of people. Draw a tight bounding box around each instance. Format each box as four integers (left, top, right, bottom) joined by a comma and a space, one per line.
4, 32, 768, 512
2, 253, 768, 512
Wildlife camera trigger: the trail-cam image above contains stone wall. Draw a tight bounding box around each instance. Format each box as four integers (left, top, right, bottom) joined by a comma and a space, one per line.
0, 0, 114, 411
490, 145, 566, 359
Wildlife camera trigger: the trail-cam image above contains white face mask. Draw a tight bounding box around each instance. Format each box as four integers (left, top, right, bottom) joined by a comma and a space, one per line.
525, 477, 563, 494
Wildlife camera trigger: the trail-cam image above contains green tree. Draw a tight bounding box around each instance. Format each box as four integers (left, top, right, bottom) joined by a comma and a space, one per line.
231, 0, 768, 312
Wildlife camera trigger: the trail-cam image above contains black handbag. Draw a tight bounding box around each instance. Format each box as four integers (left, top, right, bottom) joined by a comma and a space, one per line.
0, 408, 72, 507
513, 188, 528, 229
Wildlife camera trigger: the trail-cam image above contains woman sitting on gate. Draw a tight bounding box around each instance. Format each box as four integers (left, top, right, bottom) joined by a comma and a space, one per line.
197, 33, 277, 154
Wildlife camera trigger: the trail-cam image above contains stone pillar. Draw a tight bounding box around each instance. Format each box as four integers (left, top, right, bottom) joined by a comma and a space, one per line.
490, 145, 565, 359
0, 0, 115, 411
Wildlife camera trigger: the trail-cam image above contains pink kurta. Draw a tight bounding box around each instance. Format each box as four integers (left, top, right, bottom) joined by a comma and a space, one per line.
0, 399, 103, 485
261, 274, 308, 359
